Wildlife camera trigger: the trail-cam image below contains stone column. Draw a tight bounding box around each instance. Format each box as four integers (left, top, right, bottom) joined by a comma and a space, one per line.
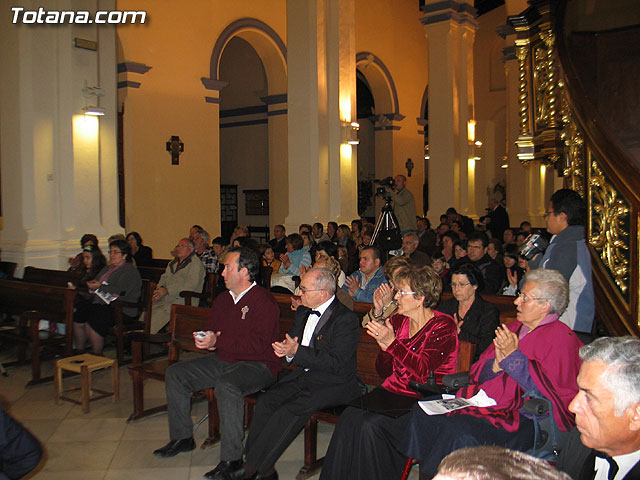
0, 1, 120, 273
285, 0, 358, 231
421, 0, 478, 223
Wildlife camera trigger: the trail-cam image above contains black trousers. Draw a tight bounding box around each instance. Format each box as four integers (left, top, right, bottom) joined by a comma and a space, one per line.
244, 372, 360, 473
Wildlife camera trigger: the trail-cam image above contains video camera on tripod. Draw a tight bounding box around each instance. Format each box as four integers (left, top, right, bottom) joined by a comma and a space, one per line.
370, 177, 402, 252
374, 177, 395, 199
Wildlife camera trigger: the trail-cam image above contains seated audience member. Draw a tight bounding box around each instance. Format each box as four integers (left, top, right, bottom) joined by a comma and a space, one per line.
269, 224, 287, 255
516, 231, 527, 248
502, 252, 525, 295
73, 239, 142, 354
233, 236, 260, 256
241, 268, 361, 480
351, 219, 362, 240
337, 245, 349, 276
153, 248, 281, 480
452, 240, 469, 265
320, 264, 459, 480
126, 231, 153, 267
519, 221, 532, 235
300, 231, 314, 253
278, 234, 312, 276
327, 221, 338, 243
108, 233, 126, 244
361, 255, 412, 326
270, 233, 312, 293
320, 268, 582, 479
401, 232, 431, 266
487, 237, 504, 264
261, 245, 281, 274
503, 228, 516, 248
446, 207, 474, 235
312, 222, 330, 244
432, 253, 449, 282
298, 223, 312, 236
68, 233, 99, 271
466, 232, 504, 294
342, 245, 388, 303
315, 241, 345, 287
191, 228, 218, 275
336, 224, 358, 273
229, 225, 248, 245
293, 256, 353, 311
558, 336, 640, 480
211, 237, 227, 274
450, 219, 467, 240
149, 238, 205, 333
440, 214, 450, 226
72, 245, 107, 305
360, 225, 374, 251
438, 263, 500, 360
1, 404, 43, 479
189, 224, 203, 238
440, 231, 459, 265
417, 217, 437, 256
435, 446, 571, 480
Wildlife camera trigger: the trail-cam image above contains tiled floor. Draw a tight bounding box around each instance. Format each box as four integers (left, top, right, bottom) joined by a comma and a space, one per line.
1, 350, 419, 480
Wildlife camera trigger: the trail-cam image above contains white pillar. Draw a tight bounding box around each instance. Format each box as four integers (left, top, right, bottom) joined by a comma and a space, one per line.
421, 1, 478, 221
0, 1, 120, 274
285, 0, 358, 230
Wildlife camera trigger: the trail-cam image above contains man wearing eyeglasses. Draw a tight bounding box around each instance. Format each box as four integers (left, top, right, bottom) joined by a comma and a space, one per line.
240, 268, 361, 480
149, 237, 205, 333
529, 188, 594, 335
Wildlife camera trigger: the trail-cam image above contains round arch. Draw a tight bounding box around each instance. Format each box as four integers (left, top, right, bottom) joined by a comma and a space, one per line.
209, 18, 287, 94
355, 52, 399, 115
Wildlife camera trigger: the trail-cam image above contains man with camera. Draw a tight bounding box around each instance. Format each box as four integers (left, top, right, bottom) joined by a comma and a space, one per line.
384, 175, 417, 235
529, 188, 594, 334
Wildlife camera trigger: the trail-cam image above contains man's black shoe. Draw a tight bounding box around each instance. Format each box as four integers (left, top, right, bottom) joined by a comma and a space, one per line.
203, 459, 244, 479
153, 438, 196, 457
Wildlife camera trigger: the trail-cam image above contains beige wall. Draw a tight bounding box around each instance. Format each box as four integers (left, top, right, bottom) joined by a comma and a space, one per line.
473, 5, 508, 218
116, 0, 287, 254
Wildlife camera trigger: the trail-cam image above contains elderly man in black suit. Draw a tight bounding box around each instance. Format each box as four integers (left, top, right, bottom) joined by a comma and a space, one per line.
558, 336, 640, 480
238, 267, 361, 480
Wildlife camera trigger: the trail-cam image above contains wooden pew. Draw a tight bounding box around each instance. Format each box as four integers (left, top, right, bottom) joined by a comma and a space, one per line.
0, 261, 17, 279
137, 266, 165, 284
148, 258, 171, 269
0, 279, 76, 383
22, 266, 83, 288
126, 304, 220, 447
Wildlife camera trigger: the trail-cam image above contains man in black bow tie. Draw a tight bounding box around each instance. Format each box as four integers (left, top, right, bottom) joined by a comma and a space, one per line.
238, 267, 361, 480
558, 336, 640, 480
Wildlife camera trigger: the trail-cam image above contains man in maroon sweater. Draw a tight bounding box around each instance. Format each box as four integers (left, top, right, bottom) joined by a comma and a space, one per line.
153, 247, 281, 480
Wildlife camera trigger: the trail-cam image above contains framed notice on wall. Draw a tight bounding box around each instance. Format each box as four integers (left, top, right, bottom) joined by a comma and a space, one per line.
243, 189, 269, 216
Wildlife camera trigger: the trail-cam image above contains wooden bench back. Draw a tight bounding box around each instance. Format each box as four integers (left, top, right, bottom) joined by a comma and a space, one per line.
22, 266, 83, 288
168, 304, 211, 361
137, 266, 165, 284
149, 258, 171, 269
0, 261, 17, 279
0, 278, 76, 319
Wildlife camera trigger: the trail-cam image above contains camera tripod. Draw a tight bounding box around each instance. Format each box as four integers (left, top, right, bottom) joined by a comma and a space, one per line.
370, 198, 402, 252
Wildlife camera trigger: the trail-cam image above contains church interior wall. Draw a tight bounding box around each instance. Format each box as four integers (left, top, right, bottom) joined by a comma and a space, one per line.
354, 0, 429, 216
472, 4, 508, 219
116, 0, 287, 254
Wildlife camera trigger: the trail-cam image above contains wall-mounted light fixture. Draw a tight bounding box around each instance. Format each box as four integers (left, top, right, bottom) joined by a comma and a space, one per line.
82, 82, 105, 116
341, 121, 360, 145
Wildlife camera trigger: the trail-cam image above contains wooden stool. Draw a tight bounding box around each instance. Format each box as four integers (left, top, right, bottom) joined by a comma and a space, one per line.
55, 354, 119, 413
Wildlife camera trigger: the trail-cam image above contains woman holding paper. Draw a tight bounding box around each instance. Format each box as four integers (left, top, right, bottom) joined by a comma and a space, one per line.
73, 238, 142, 355
320, 269, 582, 480
319, 264, 459, 479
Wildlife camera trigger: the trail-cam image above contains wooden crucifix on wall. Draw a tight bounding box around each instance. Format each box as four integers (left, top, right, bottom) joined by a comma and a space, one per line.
166, 135, 184, 165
